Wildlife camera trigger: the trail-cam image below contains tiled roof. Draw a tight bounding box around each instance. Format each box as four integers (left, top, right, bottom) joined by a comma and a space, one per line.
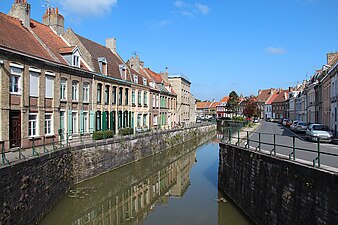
266, 92, 279, 104
75, 33, 125, 80
144, 68, 163, 84
196, 101, 211, 109
257, 89, 273, 102
30, 19, 68, 64
220, 96, 229, 103
0, 13, 54, 61
210, 102, 220, 108
272, 90, 289, 103
130, 68, 149, 86
59, 46, 76, 54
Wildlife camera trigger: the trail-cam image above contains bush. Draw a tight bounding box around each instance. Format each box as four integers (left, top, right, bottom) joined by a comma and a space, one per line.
118, 128, 134, 136
232, 116, 244, 122
93, 130, 114, 140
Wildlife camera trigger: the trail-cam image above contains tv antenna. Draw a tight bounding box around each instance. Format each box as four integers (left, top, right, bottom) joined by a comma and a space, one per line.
132, 51, 139, 57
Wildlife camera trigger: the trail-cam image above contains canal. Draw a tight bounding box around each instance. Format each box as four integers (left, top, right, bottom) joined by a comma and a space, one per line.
39, 138, 252, 225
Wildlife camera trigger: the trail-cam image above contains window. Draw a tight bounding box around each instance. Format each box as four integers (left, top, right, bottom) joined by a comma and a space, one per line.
28, 114, 38, 137
29, 71, 39, 97
119, 87, 123, 105
10, 65, 23, 94
98, 57, 108, 75
152, 95, 155, 107
60, 79, 67, 100
112, 86, 117, 104
97, 83, 102, 103
143, 114, 147, 127
143, 78, 147, 86
72, 81, 79, 101
144, 92, 147, 106
132, 90, 135, 105
104, 85, 109, 105
83, 82, 89, 103
83, 112, 88, 133
72, 112, 77, 134
133, 75, 138, 84
96, 111, 101, 131
73, 53, 80, 67
45, 75, 54, 98
138, 91, 142, 106
45, 114, 53, 135
125, 88, 129, 105
137, 114, 141, 127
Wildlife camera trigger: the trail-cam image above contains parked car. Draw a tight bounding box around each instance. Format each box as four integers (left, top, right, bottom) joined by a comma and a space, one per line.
306, 124, 333, 142
294, 121, 307, 133
290, 120, 299, 131
278, 118, 283, 124
282, 119, 288, 126
285, 120, 293, 127
253, 117, 259, 123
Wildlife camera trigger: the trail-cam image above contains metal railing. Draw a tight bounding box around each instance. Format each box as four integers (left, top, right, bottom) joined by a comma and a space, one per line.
0, 122, 215, 167
220, 126, 338, 169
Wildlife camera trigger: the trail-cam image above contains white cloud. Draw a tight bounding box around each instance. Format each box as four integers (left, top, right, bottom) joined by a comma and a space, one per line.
173, 1, 210, 16
58, 0, 117, 17
195, 3, 210, 15
265, 47, 287, 55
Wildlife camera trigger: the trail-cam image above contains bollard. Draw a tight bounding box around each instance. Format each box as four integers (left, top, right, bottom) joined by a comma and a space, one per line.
43, 136, 48, 153
237, 130, 240, 146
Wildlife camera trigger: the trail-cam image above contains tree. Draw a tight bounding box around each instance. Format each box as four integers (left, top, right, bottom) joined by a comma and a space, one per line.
243, 98, 260, 119
226, 91, 240, 113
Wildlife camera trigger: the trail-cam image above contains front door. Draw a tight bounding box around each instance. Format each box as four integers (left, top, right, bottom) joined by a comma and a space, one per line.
9, 111, 21, 148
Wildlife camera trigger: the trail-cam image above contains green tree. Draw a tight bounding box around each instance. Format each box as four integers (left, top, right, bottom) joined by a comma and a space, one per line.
243, 98, 260, 119
226, 91, 240, 113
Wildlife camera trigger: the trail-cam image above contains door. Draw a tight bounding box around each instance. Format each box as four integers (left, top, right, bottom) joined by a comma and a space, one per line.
10, 111, 21, 148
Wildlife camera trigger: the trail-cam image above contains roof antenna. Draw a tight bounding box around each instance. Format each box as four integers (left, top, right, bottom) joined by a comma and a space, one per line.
41, 0, 53, 25
132, 51, 138, 57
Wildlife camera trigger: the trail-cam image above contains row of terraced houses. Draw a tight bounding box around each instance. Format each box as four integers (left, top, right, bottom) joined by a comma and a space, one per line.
0, 0, 196, 149
256, 53, 338, 137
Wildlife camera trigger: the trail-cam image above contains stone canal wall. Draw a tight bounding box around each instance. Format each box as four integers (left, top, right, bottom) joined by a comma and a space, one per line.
0, 124, 215, 225
0, 149, 73, 225
218, 144, 338, 225
72, 124, 216, 183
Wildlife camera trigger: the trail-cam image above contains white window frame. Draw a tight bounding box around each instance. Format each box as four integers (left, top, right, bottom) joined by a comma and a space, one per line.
83, 82, 90, 103
143, 78, 147, 86
29, 70, 40, 97
45, 75, 54, 98
72, 51, 80, 68
45, 113, 53, 135
28, 113, 38, 137
83, 111, 89, 133
60, 78, 67, 101
133, 75, 138, 84
72, 81, 79, 101
72, 111, 78, 134
10, 63, 23, 95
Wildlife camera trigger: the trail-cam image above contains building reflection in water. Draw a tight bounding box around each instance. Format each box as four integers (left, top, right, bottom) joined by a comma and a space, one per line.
40, 140, 198, 225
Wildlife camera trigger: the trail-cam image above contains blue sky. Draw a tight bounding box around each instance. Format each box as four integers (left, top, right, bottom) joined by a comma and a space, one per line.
1, 0, 338, 101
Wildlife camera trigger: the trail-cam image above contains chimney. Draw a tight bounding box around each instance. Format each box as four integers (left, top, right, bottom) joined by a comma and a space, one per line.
160, 67, 169, 83
128, 55, 140, 73
8, 0, 31, 28
106, 38, 117, 54
327, 52, 338, 66
258, 89, 262, 95
42, 7, 64, 35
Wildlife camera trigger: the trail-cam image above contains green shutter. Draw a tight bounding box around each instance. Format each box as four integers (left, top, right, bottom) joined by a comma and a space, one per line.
89, 110, 94, 133
79, 110, 83, 134
102, 111, 107, 131
68, 110, 72, 134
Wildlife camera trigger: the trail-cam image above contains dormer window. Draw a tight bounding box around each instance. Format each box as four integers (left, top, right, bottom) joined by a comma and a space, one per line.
133, 75, 138, 84
143, 78, 147, 86
98, 57, 108, 75
59, 46, 81, 68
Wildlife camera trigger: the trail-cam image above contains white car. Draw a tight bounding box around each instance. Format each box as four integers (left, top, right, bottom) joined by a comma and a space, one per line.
290, 120, 299, 131
306, 124, 333, 142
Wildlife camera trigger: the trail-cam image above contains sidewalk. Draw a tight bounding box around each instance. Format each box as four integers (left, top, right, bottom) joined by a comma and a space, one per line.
227, 122, 262, 146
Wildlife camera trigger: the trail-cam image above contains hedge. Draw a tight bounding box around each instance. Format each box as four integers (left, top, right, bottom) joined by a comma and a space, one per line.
93, 130, 114, 140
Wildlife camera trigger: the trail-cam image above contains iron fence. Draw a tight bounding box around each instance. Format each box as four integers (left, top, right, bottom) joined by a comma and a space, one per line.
221, 126, 338, 169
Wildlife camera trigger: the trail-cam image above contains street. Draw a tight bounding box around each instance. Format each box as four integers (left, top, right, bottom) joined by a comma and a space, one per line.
249, 121, 338, 168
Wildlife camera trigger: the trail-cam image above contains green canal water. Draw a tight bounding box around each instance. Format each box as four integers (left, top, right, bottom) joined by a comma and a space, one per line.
39, 138, 252, 225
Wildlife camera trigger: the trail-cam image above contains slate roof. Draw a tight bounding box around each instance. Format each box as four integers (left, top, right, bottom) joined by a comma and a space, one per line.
0, 13, 54, 61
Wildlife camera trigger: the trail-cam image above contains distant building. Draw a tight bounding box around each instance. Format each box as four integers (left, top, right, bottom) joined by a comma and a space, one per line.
169, 75, 195, 125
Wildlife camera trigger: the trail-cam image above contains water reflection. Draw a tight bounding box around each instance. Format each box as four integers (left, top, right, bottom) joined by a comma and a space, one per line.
40, 140, 198, 225
40, 137, 253, 225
